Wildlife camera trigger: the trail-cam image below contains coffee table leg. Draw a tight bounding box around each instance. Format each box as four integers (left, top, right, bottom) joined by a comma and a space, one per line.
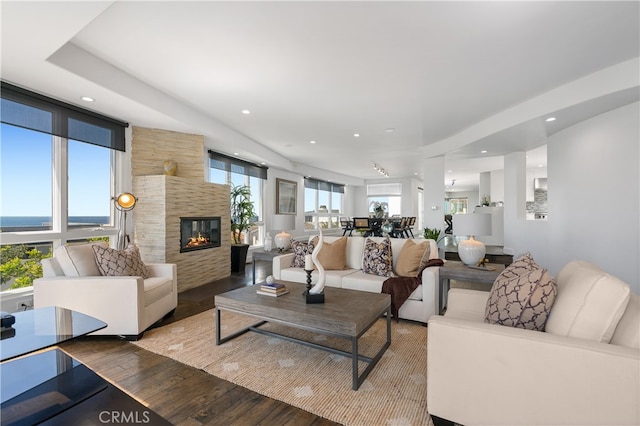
215, 307, 221, 345
352, 337, 358, 390
252, 258, 256, 285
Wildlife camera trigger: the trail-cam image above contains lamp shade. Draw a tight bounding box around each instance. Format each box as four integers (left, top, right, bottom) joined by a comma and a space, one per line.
453, 214, 492, 266
114, 193, 137, 211
452, 213, 492, 237
272, 214, 295, 250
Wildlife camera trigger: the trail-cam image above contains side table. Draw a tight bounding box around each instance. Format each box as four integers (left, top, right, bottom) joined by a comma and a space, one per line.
252, 249, 291, 284
438, 261, 504, 315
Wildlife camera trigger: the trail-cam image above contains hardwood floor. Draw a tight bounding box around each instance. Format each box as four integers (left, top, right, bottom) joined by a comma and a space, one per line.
60, 260, 339, 426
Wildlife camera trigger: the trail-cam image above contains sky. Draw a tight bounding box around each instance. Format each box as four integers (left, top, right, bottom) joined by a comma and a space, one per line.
1, 124, 111, 217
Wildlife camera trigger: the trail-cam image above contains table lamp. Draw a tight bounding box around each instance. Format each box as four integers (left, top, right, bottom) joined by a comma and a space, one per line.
272, 214, 295, 251
452, 213, 492, 266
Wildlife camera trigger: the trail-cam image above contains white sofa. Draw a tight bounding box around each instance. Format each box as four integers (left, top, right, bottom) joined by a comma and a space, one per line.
427, 260, 640, 426
272, 236, 440, 323
33, 242, 177, 340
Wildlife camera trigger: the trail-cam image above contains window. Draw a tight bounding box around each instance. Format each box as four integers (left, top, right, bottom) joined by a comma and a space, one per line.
304, 178, 344, 230
208, 151, 267, 246
0, 82, 127, 298
446, 198, 468, 214
367, 183, 401, 217
0, 125, 53, 230
68, 139, 112, 227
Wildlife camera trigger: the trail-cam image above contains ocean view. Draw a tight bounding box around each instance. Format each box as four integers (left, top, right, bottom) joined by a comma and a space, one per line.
0, 216, 109, 228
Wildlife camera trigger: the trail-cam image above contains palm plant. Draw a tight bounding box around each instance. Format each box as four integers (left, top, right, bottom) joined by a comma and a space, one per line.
423, 227, 443, 243
230, 184, 256, 245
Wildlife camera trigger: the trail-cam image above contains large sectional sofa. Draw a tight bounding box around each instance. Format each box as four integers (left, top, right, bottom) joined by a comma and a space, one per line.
272, 235, 440, 323
427, 259, 640, 426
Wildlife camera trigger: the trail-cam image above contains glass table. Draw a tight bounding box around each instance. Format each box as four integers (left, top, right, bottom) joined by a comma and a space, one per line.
1, 307, 171, 425
1, 306, 107, 362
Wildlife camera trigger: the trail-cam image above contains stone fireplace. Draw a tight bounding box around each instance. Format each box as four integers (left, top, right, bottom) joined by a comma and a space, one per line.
131, 127, 230, 292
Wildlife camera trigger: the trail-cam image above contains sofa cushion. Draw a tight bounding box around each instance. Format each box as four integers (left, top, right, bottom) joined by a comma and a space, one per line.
54, 241, 108, 276
291, 240, 315, 268
395, 239, 430, 277
545, 261, 631, 343
311, 236, 347, 270
92, 244, 150, 279
144, 276, 174, 307
484, 267, 557, 331
362, 237, 393, 277
280, 267, 356, 288
341, 270, 424, 301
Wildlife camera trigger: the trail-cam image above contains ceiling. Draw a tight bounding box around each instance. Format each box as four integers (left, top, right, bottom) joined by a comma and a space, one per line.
2, 1, 639, 191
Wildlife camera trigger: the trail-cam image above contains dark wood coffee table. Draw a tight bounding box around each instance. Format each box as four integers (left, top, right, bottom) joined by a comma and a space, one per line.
215, 281, 391, 390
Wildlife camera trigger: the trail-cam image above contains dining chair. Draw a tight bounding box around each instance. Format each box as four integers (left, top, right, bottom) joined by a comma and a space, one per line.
407, 217, 416, 238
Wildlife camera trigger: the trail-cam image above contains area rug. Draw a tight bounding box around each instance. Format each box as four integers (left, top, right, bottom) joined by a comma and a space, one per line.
133, 309, 433, 426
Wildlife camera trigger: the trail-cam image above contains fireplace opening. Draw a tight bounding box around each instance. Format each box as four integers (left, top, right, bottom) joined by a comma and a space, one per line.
180, 217, 221, 253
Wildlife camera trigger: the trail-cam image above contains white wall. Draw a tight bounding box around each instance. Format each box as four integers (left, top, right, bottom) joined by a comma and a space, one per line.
504, 102, 639, 293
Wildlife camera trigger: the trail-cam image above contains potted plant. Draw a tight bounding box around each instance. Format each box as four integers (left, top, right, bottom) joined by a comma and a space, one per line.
424, 227, 445, 258
230, 184, 256, 272
369, 201, 388, 218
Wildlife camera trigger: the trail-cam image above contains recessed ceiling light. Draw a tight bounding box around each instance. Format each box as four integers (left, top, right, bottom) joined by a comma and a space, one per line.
545, 117, 556, 122
413, 172, 418, 176
309, 140, 316, 144
260, 162, 266, 165
481, 150, 488, 154
233, 152, 239, 155
241, 110, 251, 114
81, 96, 94, 102
353, 133, 360, 137
537, 164, 544, 168
447, 170, 453, 173
384, 128, 395, 133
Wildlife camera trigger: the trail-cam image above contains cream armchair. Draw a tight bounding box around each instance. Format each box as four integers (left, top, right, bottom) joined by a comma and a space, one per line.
427, 261, 640, 426
33, 242, 177, 340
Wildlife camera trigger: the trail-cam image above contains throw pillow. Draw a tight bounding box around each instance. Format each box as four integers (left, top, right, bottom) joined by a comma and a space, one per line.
484, 267, 557, 331
362, 237, 393, 277
54, 241, 108, 276
92, 244, 150, 279
494, 252, 539, 282
395, 239, 430, 277
291, 240, 315, 268
310, 236, 347, 270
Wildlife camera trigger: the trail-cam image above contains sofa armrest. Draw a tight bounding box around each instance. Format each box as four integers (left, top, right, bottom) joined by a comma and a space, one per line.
444, 288, 489, 322
427, 315, 640, 426
418, 266, 440, 320
272, 253, 295, 280
33, 276, 146, 333
146, 263, 176, 279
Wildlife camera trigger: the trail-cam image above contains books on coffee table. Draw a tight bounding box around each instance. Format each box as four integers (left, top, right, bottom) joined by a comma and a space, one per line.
257, 282, 289, 297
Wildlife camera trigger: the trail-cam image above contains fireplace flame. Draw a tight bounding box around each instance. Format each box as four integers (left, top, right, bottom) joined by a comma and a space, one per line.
186, 232, 211, 248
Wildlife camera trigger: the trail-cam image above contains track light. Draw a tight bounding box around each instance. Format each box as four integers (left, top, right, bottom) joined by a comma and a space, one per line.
372, 162, 389, 178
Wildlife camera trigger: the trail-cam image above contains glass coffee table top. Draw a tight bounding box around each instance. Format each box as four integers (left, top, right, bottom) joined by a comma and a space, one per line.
1, 306, 107, 362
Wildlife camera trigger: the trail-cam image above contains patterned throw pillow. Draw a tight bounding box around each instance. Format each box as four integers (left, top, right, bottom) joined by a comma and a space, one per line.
362, 237, 393, 277
494, 252, 539, 281
291, 240, 315, 268
484, 253, 557, 331
92, 244, 150, 278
